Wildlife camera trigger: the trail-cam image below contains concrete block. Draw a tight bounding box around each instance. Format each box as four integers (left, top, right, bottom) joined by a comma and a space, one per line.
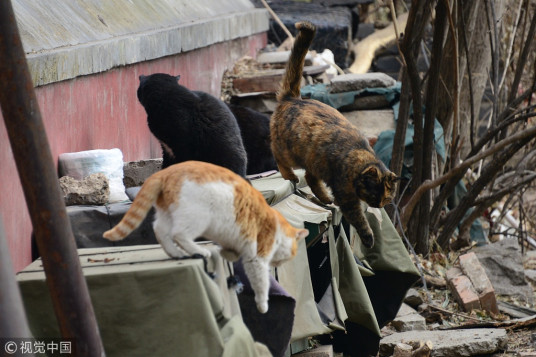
391, 313, 426, 332
379, 329, 508, 357
293, 345, 333, 357
123, 159, 162, 188
391, 304, 426, 332
459, 252, 499, 314
446, 267, 481, 312
59, 173, 110, 206
330, 72, 396, 93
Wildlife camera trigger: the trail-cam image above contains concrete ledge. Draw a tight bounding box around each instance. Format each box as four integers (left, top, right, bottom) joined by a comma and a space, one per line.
14, 0, 269, 86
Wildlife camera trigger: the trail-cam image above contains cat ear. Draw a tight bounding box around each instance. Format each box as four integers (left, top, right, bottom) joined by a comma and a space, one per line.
296, 229, 309, 241
361, 166, 379, 179
175, 75, 181, 82
139, 75, 146, 82
390, 172, 402, 182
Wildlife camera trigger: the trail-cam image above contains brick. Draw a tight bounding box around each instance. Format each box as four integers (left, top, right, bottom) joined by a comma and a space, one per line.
459, 252, 499, 314
446, 267, 481, 312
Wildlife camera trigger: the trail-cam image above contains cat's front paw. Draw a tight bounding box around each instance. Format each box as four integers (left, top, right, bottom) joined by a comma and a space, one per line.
360, 232, 375, 249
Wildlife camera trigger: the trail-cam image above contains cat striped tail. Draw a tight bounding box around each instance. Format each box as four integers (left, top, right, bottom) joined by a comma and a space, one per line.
277, 21, 316, 101
103, 176, 162, 241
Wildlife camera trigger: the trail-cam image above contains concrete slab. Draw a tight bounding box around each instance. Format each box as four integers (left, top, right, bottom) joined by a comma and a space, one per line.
343, 109, 395, 140
379, 329, 508, 357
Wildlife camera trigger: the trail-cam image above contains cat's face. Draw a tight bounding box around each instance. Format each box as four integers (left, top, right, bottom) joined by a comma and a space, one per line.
356, 165, 400, 208
271, 212, 309, 266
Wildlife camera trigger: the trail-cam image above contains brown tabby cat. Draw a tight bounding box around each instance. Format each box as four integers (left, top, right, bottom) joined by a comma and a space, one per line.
270, 21, 399, 248
103, 160, 308, 313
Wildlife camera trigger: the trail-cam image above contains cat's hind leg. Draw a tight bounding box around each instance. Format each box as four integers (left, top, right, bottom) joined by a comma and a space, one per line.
305, 171, 333, 204
242, 258, 271, 313
170, 221, 212, 258
153, 215, 188, 258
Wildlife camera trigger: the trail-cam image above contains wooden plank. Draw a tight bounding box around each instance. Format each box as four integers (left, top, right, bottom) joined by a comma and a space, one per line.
232, 65, 329, 93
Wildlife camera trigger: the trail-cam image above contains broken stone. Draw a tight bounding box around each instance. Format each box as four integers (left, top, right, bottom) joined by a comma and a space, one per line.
391, 303, 426, 332
330, 72, 396, 93
123, 159, 162, 188
59, 173, 110, 206
404, 288, 424, 308
459, 252, 499, 314
393, 343, 413, 357
473, 239, 534, 305
379, 329, 508, 357
446, 266, 481, 312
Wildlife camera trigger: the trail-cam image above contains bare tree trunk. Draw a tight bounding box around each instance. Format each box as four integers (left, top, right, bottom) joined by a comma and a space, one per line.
396, 0, 435, 248
429, 0, 509, 230
410, 0, 449, 256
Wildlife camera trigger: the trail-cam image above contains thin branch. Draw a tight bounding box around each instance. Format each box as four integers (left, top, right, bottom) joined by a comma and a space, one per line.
444, 0, 459, 167
498, 0, 524, 93
506, 7, 536, 107
401, 125, 536, 228
459, 0, 476, 151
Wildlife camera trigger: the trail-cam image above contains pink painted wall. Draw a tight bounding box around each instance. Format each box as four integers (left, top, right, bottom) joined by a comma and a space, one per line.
0, 34, 266, 272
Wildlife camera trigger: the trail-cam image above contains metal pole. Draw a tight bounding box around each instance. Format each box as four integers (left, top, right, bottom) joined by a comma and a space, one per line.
0, 219, 35, 357
0, 1, 105, 356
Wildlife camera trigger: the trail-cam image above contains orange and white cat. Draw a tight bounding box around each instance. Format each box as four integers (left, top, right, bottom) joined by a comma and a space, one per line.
103, 160, 308, 313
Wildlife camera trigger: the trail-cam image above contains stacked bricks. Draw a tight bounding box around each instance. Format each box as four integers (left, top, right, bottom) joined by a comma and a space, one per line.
446, 252, 499, 314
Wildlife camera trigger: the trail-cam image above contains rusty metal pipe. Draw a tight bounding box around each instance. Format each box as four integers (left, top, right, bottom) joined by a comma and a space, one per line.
0, 1, 104, 356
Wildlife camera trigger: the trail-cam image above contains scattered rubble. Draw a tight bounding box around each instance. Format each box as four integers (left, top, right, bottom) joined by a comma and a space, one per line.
59, 173, 109, 206
380, 244, 536, 356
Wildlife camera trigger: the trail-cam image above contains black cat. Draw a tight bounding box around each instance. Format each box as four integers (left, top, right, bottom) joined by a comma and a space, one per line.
137, 73, 247, 177
226, 103, 278, 175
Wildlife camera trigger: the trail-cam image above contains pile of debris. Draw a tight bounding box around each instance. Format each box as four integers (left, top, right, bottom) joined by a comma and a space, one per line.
379, 239, 536, 357
221, 53, 398, 147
